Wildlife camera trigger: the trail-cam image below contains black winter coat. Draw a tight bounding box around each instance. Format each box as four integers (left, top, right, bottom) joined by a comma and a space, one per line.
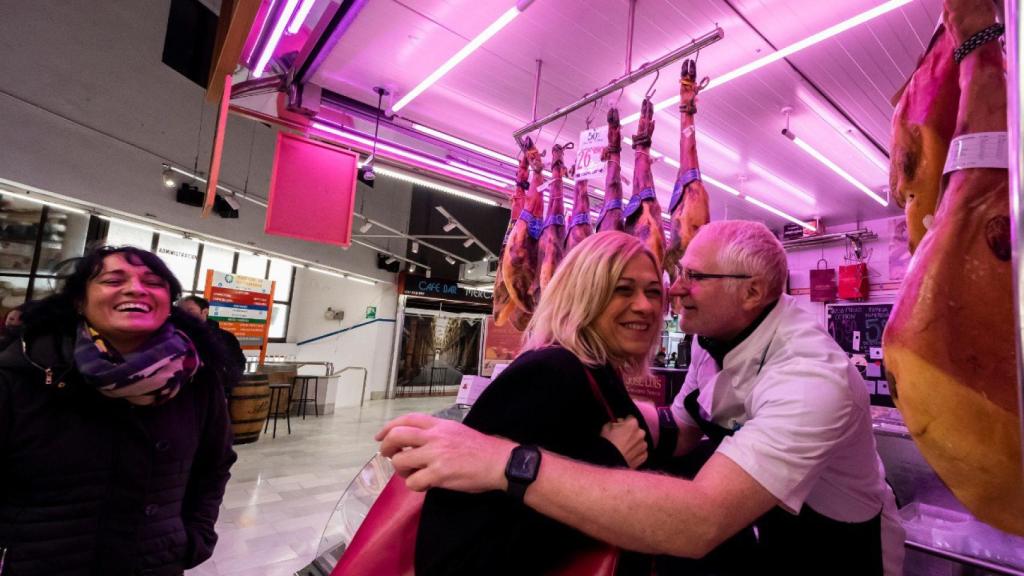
0, 319, 237, 576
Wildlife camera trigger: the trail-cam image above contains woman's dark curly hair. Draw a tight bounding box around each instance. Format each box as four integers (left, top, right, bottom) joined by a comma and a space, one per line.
8, 246, 232, 388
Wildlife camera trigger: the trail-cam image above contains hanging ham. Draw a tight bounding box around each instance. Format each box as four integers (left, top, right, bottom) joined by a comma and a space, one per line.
564, 165, 593, 253
664, 59, 710, 281
624, 98, 666, 270
596, 108, 625, 232
883, 0, 1022, 535
501, 137, 545, 330
890, 25, 961, 253
493, 150, 531, 327
533, 142, 570, 301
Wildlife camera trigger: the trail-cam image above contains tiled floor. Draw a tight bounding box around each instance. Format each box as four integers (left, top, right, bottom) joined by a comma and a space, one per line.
186, 396, 454, 576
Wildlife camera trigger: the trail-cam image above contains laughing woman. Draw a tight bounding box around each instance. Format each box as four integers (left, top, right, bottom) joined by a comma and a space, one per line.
416, 231, 664, 575
0, 246, 237, 576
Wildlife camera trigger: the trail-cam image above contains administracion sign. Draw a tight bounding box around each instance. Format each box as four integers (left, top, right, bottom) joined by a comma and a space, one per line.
204, 270, 276, 364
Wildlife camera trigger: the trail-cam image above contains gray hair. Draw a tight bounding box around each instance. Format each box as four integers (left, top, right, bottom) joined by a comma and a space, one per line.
698, 220, 787, 299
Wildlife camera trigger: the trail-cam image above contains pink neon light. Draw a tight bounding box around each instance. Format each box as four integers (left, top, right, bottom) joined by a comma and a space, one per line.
287, 0, 316, 34
788, 132, 887, 206
311, 122, 510, 189
412, 123, 518, 166
621, 0, 913, 125
448, 160, 516, 186
254, 0, 300, 78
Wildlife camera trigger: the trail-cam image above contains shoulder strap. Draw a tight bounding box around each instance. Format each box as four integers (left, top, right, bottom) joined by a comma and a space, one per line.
583, 368, 616, 422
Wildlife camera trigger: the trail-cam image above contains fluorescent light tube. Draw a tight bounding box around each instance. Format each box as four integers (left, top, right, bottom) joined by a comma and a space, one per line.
392, 6, 523, 113
783, 129, 887, 206
622, 0, 914, 124
253, 0, 301, 78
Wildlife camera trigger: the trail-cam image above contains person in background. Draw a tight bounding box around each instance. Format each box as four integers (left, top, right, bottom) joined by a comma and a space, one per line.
0, 245, 237, 575
178, 295, 248, 383
413, 231, 658, 575
0, 304, 23, 339
378, 221, 904, 575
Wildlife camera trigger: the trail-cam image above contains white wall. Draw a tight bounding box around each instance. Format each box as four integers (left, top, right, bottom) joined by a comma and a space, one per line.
0, 0, 412, 281
268, 268, 401, 409
785, 215, 906, 324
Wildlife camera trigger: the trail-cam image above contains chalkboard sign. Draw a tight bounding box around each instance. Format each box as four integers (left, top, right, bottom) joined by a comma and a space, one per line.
826, 303, 895, 407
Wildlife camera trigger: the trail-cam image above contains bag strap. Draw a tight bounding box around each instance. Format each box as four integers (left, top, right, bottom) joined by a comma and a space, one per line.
583, 368, 616, 422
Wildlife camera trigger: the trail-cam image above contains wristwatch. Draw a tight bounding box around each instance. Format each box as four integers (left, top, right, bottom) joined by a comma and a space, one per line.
505, 444, 542, 502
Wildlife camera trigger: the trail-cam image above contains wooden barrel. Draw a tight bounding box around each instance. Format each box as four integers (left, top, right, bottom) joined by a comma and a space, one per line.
230, 373, 271, 444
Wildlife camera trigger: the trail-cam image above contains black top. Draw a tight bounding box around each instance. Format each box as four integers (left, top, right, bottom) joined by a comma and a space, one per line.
416, 346, 653, 575
0, 319, 237, 576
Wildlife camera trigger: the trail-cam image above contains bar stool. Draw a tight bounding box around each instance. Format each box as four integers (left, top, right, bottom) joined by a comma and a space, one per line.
265, 383, 292, 438
292, 375, 320, 419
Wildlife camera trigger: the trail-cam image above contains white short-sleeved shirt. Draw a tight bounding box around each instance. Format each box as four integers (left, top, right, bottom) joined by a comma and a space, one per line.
670, 295, 904, 575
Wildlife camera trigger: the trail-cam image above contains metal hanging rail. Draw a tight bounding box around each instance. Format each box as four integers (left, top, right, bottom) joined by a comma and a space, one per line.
512, 27, 724, 148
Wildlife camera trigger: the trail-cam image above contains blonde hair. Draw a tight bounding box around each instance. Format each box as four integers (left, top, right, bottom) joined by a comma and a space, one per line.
521, 231, 662, 376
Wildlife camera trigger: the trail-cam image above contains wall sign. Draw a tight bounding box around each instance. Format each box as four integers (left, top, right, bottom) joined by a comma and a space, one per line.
826, 303, 894, 407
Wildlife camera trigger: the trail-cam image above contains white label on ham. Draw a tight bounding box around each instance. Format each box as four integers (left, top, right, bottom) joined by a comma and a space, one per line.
575, 127, 608, 182
943, 131, 1008, 174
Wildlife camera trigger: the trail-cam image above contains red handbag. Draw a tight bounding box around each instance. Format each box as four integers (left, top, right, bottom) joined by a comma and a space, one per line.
808, 258, 837, 303
332, 370, 621, 576
838, 262, 870, 300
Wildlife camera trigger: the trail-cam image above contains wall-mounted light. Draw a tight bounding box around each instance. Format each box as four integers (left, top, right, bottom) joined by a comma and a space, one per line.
411, 241, 420, 254
462, 238, 474, 248
359, 222, 373, 233
443, 221, 458, 232
162, 166, 177, 188
445, 255, 456, 265
409, 263, 417, 273
385, 256, 397, 265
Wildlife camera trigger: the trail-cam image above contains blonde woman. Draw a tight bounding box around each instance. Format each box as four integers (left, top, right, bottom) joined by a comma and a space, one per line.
415, 231, 662, 575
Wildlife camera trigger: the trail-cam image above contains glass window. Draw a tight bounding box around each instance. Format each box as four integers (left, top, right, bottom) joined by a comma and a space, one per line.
37, 210, 89, 274
197, 244, 234, 291
236, 252, 268, 279
268, 303, 289, 339
104, 220, 154, 249
0, 196, 44, 274
268, 258, 293, 301
30, 276, 59, 301
0, 276, 29, 311
155, 235, 200, 292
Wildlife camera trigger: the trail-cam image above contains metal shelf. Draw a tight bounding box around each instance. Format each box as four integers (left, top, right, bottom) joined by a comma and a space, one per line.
781, 228, 877, 251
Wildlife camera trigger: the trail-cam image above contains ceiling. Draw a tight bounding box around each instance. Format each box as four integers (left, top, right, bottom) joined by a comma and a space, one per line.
250, 0, 942, 230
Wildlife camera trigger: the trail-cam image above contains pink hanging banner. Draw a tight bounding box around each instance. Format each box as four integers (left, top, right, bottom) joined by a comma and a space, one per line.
265, 132, 359, 247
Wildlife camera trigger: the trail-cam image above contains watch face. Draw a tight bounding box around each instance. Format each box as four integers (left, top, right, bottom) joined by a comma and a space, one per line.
508, 446, 540, 481
509, 450, 540, 477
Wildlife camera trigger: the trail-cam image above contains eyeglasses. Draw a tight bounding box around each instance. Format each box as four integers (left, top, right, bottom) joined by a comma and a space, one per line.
682, 268, 753, 282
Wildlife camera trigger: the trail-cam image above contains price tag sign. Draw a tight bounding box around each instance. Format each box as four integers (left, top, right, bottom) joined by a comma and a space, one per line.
575, 127, 607, 182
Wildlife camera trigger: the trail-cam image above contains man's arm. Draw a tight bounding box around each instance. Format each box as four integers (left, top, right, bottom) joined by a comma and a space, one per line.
636, 400, 704, 458
377, 414, 777, 558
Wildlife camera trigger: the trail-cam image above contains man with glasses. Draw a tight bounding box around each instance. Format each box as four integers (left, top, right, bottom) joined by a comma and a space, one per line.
378, 221, 903, 575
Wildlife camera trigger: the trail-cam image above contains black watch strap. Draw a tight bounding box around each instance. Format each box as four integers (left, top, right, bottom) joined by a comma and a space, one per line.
656, 406, 679, 460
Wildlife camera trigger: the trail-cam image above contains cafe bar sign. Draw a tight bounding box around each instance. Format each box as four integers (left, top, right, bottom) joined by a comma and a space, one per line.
399, 273, 492, 305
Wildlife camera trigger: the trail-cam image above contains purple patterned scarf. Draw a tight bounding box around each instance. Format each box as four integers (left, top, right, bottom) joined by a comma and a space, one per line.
74, 321, 200, 406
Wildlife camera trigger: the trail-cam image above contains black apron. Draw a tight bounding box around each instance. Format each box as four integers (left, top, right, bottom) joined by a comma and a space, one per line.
653, 389, 884, 576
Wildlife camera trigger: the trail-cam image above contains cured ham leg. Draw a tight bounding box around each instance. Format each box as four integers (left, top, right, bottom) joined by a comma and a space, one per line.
564, 165, 593, 253
890, 26, 961, 253
624, 98, 665, 269
533, 143, 570, 301
493, 151, 530, 326
883, 0, 1022, 535
501, 138, 545, 330
664, 59, 710, 281
596, 108, 625, 232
